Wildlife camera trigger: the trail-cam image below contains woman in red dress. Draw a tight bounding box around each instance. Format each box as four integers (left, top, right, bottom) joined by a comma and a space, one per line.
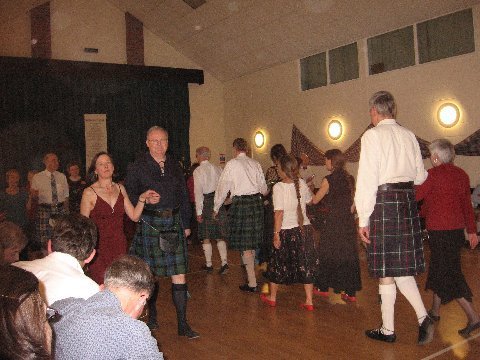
80, 152, 159, 284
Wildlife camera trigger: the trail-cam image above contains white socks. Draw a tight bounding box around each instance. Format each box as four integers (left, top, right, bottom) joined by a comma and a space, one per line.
395, 276, 428, 324
202, 242, 213, 267
379, 283, 396, 335
216, 240, 228, 266
241, 250, 257, 287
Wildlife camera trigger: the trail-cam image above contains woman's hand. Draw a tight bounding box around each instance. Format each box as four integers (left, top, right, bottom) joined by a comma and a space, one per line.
468, 233, 479, 249
273, 233, 281, 249
140, 190, 160, 204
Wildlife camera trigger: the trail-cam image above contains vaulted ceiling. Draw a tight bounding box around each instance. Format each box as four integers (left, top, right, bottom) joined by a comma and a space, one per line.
2, 0, 480, 82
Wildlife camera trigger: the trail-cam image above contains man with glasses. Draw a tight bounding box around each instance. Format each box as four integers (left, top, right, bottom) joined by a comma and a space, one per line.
125, 126, 198, 339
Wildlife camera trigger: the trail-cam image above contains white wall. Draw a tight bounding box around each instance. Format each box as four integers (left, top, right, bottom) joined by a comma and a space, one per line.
224, 5, 480, 185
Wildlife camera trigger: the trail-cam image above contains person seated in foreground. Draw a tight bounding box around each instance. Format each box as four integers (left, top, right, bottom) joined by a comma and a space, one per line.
0, 264, 54, 360
52, 255, 164, 360
14, 213, 99, 305
0, 221, 28, 265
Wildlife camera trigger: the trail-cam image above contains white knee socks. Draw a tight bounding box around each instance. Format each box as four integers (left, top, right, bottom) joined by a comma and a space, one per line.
379, 283, 396, 334
216, 240, 228, 266
241, 250, 257, 287
202, 242, 213, 267
395, 276, 428, 324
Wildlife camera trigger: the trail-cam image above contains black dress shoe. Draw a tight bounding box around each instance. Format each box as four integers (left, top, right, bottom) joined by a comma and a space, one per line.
179, 324, 200, 339
428, 310, 440, 322
147, 321, 159, 331
239, 284, 257, 292
201, 264, 214, 273
218, 264, 229, 275
365, 328, 396, 343
418, 316, 434, 345
458, 321, 480, 338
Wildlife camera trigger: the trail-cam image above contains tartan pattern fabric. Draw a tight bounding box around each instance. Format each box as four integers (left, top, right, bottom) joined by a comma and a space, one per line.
129, 211, 188, 277
228, 194, 264, 251
197, 193, 228, 241
367, 188, 425, 278
35, 206, 67, 247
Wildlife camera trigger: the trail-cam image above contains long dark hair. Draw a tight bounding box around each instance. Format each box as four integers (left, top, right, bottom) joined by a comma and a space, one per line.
0, 265, 51, 359
86, 151, 115, 184
270, 144, 287, 163
279, 154, 304, 230
325, 149, 354, 199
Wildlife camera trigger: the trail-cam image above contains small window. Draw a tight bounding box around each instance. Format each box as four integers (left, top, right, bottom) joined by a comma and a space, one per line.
367, 26, 415, 75
329, 43, 359, 84
300, 52, 327, 91
417, 8, 475, 64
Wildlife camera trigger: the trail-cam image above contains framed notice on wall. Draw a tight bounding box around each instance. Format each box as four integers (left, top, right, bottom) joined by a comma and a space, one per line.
84, 114, 107, 172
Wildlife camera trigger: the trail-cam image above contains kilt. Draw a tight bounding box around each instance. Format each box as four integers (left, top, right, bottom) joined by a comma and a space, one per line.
129, 210, 188, 277
367, 188, 425, 278
198, 193, 228, 241
228, 194, 264, 251
35, 205, 67, 247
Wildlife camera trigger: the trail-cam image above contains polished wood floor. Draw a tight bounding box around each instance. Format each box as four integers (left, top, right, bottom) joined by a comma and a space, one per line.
149, 241, 480, 360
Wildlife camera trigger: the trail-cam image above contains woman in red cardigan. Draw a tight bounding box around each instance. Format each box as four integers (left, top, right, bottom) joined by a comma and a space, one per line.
416, 138, 479, 338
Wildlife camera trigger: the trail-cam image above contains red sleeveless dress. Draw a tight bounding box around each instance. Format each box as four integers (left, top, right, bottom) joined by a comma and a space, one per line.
88, 187, 127, 284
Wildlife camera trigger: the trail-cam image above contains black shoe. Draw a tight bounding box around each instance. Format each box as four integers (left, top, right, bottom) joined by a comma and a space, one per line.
218, 264, 229, 275
418, 316, 434, 345
239, 284, 257, 293
428, 310, 440, 322
147, 321, 159, 331
458, 321, 480, 338
201, 264, 213, 273
365, 328, 396, 343
179, 324, 200, 339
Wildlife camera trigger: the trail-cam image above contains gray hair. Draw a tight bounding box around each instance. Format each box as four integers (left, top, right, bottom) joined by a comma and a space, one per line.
369, 91, 397, 118
195, 146, 211, 159
104, 255, 154, 295
146, 126, 168, 139
429, 139, 455, 164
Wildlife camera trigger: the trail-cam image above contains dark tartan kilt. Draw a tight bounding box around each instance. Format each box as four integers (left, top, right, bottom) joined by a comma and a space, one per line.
367, 189, 425, 278
35, 206, 67, 247
228, 194, 264, 251
198, 193, 228, 241
129, 211, 188, 277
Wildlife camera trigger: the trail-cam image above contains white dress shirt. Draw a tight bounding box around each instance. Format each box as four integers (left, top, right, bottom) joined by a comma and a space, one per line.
31, 170, 69, 204
213, 153, 268, 212
354, 119, 427, 227
193, 160, 223, 216
14, 252, 99, 306
273, 180, 312, 229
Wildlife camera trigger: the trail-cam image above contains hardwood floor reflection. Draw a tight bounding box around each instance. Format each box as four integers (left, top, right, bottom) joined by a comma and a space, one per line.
149, 242, 480, 360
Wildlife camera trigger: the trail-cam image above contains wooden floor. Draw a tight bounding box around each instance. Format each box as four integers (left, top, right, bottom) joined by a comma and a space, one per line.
149, 241, 480, 360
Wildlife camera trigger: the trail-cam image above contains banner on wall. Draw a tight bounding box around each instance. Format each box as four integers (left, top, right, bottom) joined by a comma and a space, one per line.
84, 114, 107, 172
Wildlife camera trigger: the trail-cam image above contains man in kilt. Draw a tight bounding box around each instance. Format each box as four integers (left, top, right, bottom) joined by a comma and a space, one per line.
214, 138, 268, 292
193, 146, 229, 274
125, 126, 199, 339
355, 91, 434, 345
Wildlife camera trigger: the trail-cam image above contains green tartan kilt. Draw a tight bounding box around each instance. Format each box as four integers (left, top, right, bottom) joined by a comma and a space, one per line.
228, 194, 264, 251
198, 193, 228, 241
129, 211, 188, 277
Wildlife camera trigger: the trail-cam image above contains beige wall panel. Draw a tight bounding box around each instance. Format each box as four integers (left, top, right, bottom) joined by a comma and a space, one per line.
0, 12, 31, 57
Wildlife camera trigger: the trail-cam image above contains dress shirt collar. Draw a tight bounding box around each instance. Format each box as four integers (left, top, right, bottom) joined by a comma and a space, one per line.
48, 252, 84, 272
200, 160, 209, 165
376, 118, 397, 126
236, 152, 247, 158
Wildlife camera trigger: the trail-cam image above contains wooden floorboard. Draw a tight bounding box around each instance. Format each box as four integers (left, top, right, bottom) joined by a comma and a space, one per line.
149, 242, 480, 360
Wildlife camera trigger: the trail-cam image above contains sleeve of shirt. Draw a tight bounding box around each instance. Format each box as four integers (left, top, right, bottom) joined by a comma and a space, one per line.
125, 163, 141, 205
415, 170, 431, 201
129, 323, 164, 360
461, 174, 477, 234
472, 186, 480, 207
214, 163, 232, 212
61, 174, 69, 198
272, 183, 284, 211
412, 134, 428, 185
257, 163, 268, 196
302, 180, 313, 203
31, 174, 40, 191
175, 165, 191, 229
354, 130, 380, 227
193, 169, 204, 216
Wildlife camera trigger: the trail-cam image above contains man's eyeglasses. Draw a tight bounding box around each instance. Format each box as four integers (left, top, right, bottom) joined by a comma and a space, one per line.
148, 139, 168, 145
46, 307, 62, 323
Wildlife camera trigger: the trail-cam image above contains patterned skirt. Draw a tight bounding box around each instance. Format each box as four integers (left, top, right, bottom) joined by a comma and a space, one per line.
198, 193, 228, 241
367, 189, 425, 278
35, 205, 68, 247
264, 225, 318, 284
228, 194, 264, 251
129, 211, 188, 277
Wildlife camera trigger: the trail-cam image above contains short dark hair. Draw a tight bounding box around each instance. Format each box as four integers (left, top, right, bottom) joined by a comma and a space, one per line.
104, 255, 154, 295
0, 221, 28, 251
233, 138, 248, 152
270, 144, 287, 163
50, 214, 97, 261
0, 265, 51, 359
325, 149, 346, 171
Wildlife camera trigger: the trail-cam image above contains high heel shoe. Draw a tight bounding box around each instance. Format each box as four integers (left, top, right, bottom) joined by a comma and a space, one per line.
313, 288, 329, 298
341, 293, 357, 303
260, 293, 276, 307
300, 303, 314, 311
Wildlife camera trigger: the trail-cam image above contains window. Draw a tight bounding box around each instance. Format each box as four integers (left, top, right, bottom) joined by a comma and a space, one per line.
367, 26, 415, 75
417, 8, 475, 64
300, 52, 327, 91
329, 43, 359, 84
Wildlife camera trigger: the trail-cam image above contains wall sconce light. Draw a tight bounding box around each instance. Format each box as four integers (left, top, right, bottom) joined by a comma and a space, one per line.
328, 120, 343, 140
254, 131, 265, 148
437, 103, 460, 128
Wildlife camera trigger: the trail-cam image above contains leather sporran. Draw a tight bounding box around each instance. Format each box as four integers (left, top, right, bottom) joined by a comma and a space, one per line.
158, 227, 180, 254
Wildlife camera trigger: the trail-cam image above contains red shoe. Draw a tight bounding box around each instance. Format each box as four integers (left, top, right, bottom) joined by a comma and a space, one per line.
341, 293, 357, 303
313, 288, 329, 297
300, 303, 314, 311
260, 293, 276, 307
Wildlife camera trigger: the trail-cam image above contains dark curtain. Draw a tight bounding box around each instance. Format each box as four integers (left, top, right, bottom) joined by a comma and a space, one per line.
0, 56, 203, 185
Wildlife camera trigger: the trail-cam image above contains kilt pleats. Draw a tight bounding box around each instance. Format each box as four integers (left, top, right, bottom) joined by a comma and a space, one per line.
228, 194, 264, 251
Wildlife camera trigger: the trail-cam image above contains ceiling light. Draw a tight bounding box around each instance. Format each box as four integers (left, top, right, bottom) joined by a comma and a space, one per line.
254, 131, 265, 148
328, 120, 342, 140
437, 103, 460, 128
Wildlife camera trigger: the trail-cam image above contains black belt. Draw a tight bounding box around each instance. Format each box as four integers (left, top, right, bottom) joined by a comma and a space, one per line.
234, 193, 261, 198
204, 191, 215, 197
378, 181, 414, 191
142, 207, 180, 218
39, 202, 64, 209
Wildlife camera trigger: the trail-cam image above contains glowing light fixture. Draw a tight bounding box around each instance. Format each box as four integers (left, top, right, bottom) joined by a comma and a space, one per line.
328, 120, 343, 140
254, 131, 265, 148
437, 103, 460, 128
